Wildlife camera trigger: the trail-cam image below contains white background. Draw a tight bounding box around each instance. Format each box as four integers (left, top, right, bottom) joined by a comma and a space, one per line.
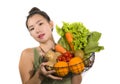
0, 0, 120, 84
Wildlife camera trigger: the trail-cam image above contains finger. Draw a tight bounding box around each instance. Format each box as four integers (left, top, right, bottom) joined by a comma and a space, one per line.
40, 63, 47, 70
47, 70, 56, 74
39, 62, 47, 68
48, 75, 63, 80
43, 70, 55, 76
40, 62, 48, 66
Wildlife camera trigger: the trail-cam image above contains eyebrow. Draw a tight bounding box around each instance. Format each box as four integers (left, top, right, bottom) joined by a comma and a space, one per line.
28, 25, 33, 29
36, 20, 41, 24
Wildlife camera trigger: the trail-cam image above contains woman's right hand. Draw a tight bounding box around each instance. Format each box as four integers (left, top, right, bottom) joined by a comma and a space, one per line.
38, 62, 63, 80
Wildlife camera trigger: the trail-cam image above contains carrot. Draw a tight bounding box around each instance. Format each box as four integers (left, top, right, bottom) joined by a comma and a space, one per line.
69, 43, 74, 51
65, 32, 73, 43
55, 44, 67, 53
65, 32, 74, 51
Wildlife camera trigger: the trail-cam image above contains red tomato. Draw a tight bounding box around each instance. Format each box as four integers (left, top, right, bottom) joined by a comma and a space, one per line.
57, 55, 62, 61
66, 51, 71, 55
66, 57, 71, 62
61, 56, 66, 61
69, 54, 74, 58
64, 52, 69, 57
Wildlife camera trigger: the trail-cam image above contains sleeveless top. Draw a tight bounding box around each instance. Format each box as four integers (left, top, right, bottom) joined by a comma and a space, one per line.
33, 48, 72, 84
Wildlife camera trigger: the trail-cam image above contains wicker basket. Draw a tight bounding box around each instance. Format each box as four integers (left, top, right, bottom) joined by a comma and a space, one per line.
83, 52, 95, 71
52, 52, 95, 77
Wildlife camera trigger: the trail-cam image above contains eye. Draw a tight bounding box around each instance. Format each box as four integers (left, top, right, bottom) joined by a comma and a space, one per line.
39, 23, 43, 26
29, 28, 34, 31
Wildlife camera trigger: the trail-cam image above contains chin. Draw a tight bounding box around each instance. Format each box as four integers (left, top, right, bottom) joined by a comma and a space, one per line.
39, 39, 48, 43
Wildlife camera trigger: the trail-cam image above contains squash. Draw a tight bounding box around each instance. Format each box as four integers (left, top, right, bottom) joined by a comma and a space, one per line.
69, 57, 85, 74
54, 61, 69, 77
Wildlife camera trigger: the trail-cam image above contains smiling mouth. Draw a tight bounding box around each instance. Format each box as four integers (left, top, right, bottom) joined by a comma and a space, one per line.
38, 34, 45, 39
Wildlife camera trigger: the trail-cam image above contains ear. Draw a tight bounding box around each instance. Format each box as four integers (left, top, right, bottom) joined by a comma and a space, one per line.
49, 21, 54, 30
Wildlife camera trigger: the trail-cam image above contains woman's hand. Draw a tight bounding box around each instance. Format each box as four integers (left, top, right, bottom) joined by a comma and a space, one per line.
39, 62, 63, 80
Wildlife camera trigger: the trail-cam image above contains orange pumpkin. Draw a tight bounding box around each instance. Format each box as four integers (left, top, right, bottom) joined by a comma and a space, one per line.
69, 57, 85, 74
54, 61, 69, 77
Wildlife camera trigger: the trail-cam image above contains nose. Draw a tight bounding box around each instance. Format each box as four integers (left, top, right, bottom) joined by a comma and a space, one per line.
35, 26, 41, 33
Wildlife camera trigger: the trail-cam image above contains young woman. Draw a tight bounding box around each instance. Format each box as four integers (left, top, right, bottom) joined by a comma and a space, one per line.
19, 7, 82, 84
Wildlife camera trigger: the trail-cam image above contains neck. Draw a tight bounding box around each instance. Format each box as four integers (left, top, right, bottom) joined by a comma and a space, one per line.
40, 39, 55, 53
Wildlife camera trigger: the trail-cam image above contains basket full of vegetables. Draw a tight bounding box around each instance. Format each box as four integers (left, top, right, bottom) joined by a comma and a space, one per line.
45, 22, 104, 77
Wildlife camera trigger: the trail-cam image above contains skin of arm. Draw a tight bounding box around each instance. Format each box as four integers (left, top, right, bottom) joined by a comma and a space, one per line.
72, 74, 82, 84
19, 48, 43, 84
19, 48, 62, 84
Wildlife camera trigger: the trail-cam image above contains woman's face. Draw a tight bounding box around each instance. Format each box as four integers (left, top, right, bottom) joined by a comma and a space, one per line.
27, 14, 53, 43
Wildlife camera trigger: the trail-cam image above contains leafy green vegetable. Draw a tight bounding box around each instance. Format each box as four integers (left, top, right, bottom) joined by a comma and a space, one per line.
58, 36, 71, 50
56, 22, 104, 56
56, 22, 90, 51
84, 31, 104, 54
56, 25, 64, 37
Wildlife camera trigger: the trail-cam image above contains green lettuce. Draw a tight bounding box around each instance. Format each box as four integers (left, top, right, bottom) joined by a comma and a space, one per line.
56, 22, 104, 55
84, 31, 104, 54
56, 22, 90, 51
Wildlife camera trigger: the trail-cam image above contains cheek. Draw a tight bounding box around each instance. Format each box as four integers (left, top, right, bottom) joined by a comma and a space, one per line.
43, 25, 52, 33
30, 32, 36, 38
46, 28, 52, 35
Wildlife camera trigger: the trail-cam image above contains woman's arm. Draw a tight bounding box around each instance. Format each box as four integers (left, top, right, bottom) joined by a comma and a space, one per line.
19, 48, 62, 84
19, 48, 43, 84
71, 74, 82, 84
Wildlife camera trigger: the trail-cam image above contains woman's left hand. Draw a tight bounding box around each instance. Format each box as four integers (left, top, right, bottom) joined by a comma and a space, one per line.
39, 62, 63, 80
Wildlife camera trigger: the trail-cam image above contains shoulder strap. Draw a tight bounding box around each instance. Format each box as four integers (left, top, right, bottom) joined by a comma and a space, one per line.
33, 48, 42, 72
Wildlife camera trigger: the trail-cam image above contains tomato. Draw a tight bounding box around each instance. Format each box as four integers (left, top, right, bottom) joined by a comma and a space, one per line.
57, 51, 74, 62
66, 57, 71, 62
57, 55, 62, 61
66, 51, 71, 55
64, 52, 69, 57
61, 56, 66, 61
69, 54, 74, 58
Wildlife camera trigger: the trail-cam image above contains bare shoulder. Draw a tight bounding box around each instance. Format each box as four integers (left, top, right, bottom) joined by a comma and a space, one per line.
19, 48, 35, 83
22, 48, 34, 56
19, 48, 34, 66
21, 48, 34, 59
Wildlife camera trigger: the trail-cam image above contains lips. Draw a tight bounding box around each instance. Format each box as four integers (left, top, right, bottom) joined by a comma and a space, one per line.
38, 33, 45, 39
